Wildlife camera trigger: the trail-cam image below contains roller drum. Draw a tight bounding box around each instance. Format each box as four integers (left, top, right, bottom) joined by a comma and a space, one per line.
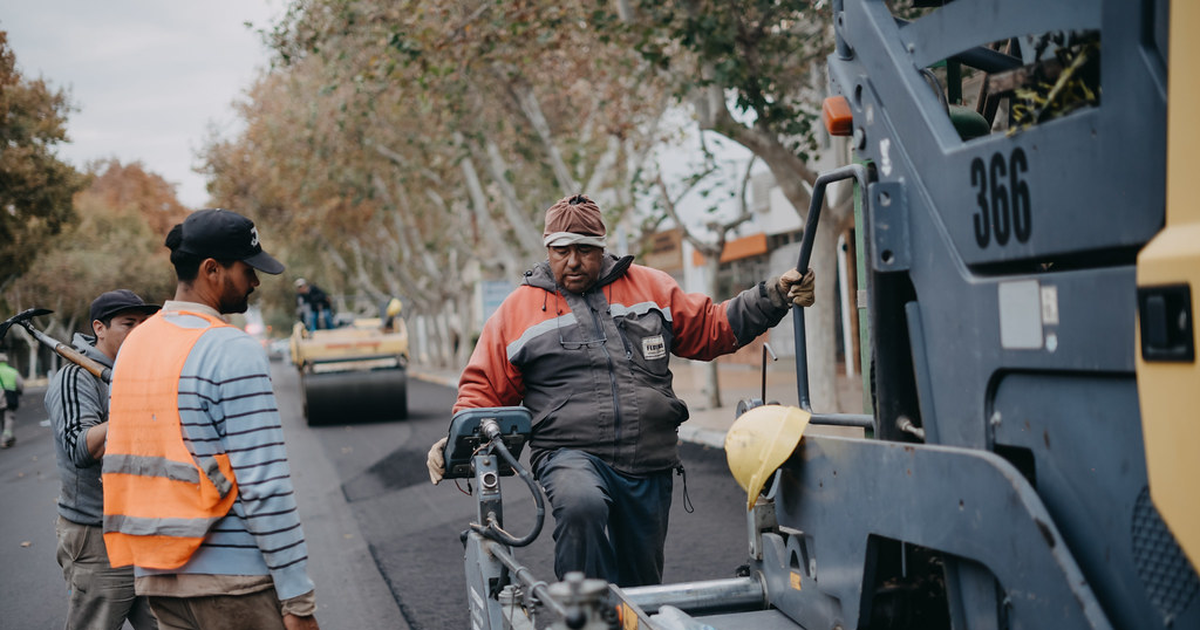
301, 367, 408, 426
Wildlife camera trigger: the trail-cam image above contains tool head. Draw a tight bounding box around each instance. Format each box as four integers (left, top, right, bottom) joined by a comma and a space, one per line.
0, 308, 53, 342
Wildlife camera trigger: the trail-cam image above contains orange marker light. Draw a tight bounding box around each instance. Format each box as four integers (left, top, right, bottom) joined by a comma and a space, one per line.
823, 95, 853, 136
620, 603, 638, 630
790, 570, 803, 591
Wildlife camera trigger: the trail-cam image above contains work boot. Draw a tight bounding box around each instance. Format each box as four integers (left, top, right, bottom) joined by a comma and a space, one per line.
0, 433, 13, 448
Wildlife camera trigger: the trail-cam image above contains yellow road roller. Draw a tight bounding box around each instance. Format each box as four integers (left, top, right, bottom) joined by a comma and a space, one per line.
290, 316, 408, 426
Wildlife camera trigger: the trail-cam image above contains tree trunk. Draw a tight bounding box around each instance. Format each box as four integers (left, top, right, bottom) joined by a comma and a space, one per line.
805, 222, 840, 411
436, 310, 456, 369
686, 59, 851, 417
702, 253, 722, 409
12, 327, 37, 380
455, 291, 474, 369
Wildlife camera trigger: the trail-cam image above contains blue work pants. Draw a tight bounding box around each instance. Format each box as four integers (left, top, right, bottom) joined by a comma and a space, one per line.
304, 308, 333, 331
534, 449, 672, 587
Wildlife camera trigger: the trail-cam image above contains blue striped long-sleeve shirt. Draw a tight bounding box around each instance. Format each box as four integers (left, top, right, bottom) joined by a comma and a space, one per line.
132, 307, 314, 601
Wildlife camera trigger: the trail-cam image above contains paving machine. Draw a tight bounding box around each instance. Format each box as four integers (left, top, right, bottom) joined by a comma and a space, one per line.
452, 0, 1200, 627
290, 315, 408, 425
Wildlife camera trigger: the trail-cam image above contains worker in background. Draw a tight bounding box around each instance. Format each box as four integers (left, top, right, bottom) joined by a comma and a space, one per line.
0, 350, 24, 444
0, 351, 24, 448
102, 209, 320, 630
426, 194, 815, 587
381, 297, 403, 332
295, 278, 334, 331
47, 289, 160, 629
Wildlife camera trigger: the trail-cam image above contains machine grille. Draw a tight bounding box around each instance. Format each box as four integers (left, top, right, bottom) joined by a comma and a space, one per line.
1132, 486, 1200, 624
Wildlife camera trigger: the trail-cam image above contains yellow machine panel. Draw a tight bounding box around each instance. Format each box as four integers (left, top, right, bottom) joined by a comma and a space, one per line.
1136, 0, 1200, 569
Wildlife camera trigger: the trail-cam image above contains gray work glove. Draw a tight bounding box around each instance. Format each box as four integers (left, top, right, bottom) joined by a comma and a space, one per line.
427, 437, 448, 485
771, 267, 816, 308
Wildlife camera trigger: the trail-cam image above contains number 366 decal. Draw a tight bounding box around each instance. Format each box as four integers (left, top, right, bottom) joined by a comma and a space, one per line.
971, 148, 1031, 248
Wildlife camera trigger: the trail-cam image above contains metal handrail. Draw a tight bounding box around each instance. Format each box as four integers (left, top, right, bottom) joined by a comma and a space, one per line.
792, 164, 871, 427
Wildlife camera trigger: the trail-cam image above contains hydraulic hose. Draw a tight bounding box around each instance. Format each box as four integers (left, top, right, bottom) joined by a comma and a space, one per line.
472, 421, 546, 548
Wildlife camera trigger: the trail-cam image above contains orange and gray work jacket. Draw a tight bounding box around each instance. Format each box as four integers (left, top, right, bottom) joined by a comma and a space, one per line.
455, 254, 791, 476
102, 311, 239, 569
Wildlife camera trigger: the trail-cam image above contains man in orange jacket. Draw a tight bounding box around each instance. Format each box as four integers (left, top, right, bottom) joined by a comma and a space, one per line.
427, 194, 814, 587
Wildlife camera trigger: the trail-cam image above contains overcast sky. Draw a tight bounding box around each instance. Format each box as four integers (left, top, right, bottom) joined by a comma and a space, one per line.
3, 1, 281, 209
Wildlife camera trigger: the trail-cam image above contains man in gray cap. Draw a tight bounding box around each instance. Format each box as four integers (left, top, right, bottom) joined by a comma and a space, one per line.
428, 194, 814, 587
47, 289, 161, 629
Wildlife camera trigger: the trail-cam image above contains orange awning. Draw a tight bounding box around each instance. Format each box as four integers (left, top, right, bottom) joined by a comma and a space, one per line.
692, 233, 769, 266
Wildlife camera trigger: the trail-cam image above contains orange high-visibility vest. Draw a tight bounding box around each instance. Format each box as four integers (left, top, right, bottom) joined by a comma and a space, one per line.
102, 310, 239, 570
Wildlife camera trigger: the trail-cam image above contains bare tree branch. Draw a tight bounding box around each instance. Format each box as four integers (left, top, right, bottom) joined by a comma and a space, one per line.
509, 79, 579, 193
483, 138, 548, 257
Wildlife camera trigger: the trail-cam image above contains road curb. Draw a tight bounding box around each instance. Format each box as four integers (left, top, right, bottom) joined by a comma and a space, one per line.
678, 424, 727, 449
409, 370, 460, 388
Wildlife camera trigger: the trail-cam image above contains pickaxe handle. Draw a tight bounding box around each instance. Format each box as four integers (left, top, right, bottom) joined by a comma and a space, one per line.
22, 323, 111, 384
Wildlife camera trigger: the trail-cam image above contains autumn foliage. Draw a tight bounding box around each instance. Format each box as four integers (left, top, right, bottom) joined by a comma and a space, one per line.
7, 160, 188, 340
0, 31, 87, 293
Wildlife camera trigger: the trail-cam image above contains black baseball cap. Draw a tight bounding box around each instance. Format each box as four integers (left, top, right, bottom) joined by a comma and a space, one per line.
171, 209, 285, 275
90, 290, 161, 323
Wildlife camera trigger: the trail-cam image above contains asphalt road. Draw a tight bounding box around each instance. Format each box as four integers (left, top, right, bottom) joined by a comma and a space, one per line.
0, 360, 753, 629
0, 382, 65, 630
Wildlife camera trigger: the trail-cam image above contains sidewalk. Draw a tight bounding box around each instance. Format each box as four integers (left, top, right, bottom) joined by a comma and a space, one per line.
669, 359, 866, 448
410, 358, 866, 449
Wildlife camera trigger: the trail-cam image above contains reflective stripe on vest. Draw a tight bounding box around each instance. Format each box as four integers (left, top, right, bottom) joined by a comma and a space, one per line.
101, 310, 240, 570
104, 453, 236, 498
104, 513, 228, 537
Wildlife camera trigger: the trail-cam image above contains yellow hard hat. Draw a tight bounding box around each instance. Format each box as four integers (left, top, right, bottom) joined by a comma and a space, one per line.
725, 405, 811, 511
386, 298, 403, 318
